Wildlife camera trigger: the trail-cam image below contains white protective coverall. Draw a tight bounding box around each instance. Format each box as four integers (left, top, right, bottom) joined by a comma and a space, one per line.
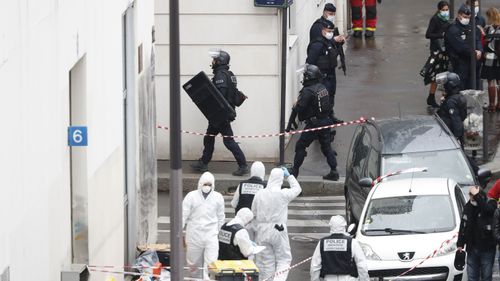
310, 216, 369, 281
224, 207, 265, 258
252, 168, 302, 281
231, 161, 266, 209
183, 172, 225, 280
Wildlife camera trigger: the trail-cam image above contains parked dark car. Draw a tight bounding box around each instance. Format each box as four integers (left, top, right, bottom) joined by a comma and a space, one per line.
344, 115, 490, 224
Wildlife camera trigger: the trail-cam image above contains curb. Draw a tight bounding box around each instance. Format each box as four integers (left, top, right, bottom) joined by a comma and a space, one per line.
158, 173, 345, 196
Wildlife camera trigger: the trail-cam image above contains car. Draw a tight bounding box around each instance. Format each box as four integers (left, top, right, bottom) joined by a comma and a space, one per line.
344, 115, 490, 224
352, 177, 467, 281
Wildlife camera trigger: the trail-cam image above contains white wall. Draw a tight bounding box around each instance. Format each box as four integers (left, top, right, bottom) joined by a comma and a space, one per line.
155, 0, 344, 161
0, 0, 154, 280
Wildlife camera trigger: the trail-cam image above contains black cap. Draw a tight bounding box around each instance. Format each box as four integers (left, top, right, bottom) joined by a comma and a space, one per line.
458, 4, 471, 15
324, 3, 336, 12
321, 20, 335, 29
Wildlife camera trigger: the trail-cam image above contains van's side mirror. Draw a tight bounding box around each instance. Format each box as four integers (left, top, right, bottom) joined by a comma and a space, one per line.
359, 177, 373, 188
477, 168, 492, 188
347, 223, 357, 236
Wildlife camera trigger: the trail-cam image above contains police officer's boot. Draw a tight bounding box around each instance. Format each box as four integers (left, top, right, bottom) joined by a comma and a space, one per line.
427, 94, 439, 108
232, 165, 249, 176
323, 170, 339, 181
191, 159, 208, 173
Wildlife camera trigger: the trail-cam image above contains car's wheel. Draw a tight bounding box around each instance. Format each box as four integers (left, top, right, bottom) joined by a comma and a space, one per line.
345, 189, 357, 225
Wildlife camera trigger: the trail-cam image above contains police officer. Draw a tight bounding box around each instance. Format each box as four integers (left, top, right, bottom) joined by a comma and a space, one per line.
218, 208, 265, 260
191, 50, 249, 176
309, 3, 337, 42
231, 161, 266, 214
310, 216, 369, 281
445, 4, 483, 90
437, 72, 468, 144
290, 65, 339, 181
307, 20, 345, 108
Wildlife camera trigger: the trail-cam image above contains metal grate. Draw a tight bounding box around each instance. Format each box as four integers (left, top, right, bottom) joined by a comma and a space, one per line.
369, 266, 449, 278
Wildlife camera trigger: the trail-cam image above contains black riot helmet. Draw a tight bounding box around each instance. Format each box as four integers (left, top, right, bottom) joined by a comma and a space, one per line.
444, 72, 461, 95
211, 50, 230, 68
303, 64, 323, 83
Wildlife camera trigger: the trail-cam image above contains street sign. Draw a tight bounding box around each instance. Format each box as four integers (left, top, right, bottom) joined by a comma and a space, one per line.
254, 0, 293, 8
68, 126, 88, 146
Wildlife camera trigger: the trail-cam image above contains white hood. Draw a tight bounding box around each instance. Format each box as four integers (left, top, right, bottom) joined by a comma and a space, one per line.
235, 207, 254, 226
329, 215, 347, 234
250, 161, 265, 180
266, 168, 284, 191
197, 172, 215, 192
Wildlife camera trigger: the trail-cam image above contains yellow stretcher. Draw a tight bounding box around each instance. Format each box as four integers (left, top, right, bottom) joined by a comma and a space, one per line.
208, 260, 259, 281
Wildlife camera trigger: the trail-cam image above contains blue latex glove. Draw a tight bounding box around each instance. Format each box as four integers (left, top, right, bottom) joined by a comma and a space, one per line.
282, 167, 290, 178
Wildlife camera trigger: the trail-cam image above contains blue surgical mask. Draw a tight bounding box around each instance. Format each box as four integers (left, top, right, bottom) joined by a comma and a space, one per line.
439, 10, 450, 20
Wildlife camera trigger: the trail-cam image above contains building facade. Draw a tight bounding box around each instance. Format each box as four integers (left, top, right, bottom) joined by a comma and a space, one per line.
155, 0, 348, 162
0, 0, 156, 280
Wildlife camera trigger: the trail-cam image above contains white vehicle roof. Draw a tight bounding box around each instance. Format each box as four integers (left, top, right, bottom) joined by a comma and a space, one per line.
371, 178, 457, 199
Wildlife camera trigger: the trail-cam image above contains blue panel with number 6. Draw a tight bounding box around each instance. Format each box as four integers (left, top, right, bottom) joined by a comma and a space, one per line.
68, 126, 88, 146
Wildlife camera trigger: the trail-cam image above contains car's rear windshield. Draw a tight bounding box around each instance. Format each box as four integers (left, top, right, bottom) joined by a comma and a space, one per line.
361, 195, 456, 236
381, 149, 475, 185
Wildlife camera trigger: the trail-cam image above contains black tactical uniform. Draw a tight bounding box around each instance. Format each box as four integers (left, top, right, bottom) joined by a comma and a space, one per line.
218, 222, 247, 260
437, 72, 467, 144
234, 177, 265, 214
444, 6, 482, 90
291, 65, 338, 181
191, 50, 248, 176
319, 233, 357, 277
309, 3, 337, 42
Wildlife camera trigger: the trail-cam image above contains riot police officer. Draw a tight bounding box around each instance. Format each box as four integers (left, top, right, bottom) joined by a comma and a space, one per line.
290, 65, 339, 181
309, 3, 337, 42
437, 72, 468, 144
444, 4, 483, 90
191, 50, 249, 176
307, 20, 345, 108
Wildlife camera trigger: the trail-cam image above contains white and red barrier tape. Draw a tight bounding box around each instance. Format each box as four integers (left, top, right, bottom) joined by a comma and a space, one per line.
157, 117, 369, 139
372, 167, 428, 187
262, 256, 313, 281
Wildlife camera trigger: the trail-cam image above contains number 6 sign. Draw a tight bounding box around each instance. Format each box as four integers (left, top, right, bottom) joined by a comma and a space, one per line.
68, 126, 88, 146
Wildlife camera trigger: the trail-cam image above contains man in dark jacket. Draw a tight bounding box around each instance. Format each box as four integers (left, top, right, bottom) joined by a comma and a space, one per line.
457, 186, 497, 281
445, 4, 483, 90
437, 72, 468, 144
309, 3, 337, 42
466, 0, 487, 90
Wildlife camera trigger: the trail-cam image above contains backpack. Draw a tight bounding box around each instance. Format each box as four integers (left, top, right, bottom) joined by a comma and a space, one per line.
221, 70, 247, 107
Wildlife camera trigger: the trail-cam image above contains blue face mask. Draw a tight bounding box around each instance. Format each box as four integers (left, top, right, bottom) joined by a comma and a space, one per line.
439, 10, 450, 20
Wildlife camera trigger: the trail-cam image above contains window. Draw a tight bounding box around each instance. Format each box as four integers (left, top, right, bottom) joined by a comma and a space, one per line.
352, 131, 371, 176
455, 185, 466, 216
366, 149, 380, 179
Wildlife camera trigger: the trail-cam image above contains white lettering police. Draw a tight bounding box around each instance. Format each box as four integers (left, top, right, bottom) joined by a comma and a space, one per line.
324, 239, 348, 252
219, 229, 232, 245
241, 183, 263, 195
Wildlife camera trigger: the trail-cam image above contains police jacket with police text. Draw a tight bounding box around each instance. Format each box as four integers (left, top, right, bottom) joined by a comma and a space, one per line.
306, 37, 339, 77
295, 82, 332, 122
457, 191, 497, 251
438, 92, 467, 139
234, 177, 266, 214
445, 19, 483, 62
218, 222, 247, 260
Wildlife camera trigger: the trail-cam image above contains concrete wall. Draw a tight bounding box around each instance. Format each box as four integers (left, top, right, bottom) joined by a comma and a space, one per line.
0, 0, 154, 280
155, 0, 344, 162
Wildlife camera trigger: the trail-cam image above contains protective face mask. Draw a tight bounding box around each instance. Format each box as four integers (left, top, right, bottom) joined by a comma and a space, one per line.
327, 15, 336, 23
439, 10, 450, 20
474, 6, 479, 15
324, 32, 334, 40
201, 185, 212, 193
459, 17, 470, 26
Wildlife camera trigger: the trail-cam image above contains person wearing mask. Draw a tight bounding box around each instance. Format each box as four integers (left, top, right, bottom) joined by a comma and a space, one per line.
252, 167, 302, 281
191, 50, 249, 176
183, 172, 225, 280
350, 0, 381, 38
437, 72, 468, 144
481, 7, 500, 112
289, 64, 339, 181
423, 1, 451, 108
218, 208, 265, 260
310, 3, 338, 42
467, 0, 487, 90
310, 216, 369, 281
231, 161, 266, 214
457, 186, 497, 281
445, 4, 483, 90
